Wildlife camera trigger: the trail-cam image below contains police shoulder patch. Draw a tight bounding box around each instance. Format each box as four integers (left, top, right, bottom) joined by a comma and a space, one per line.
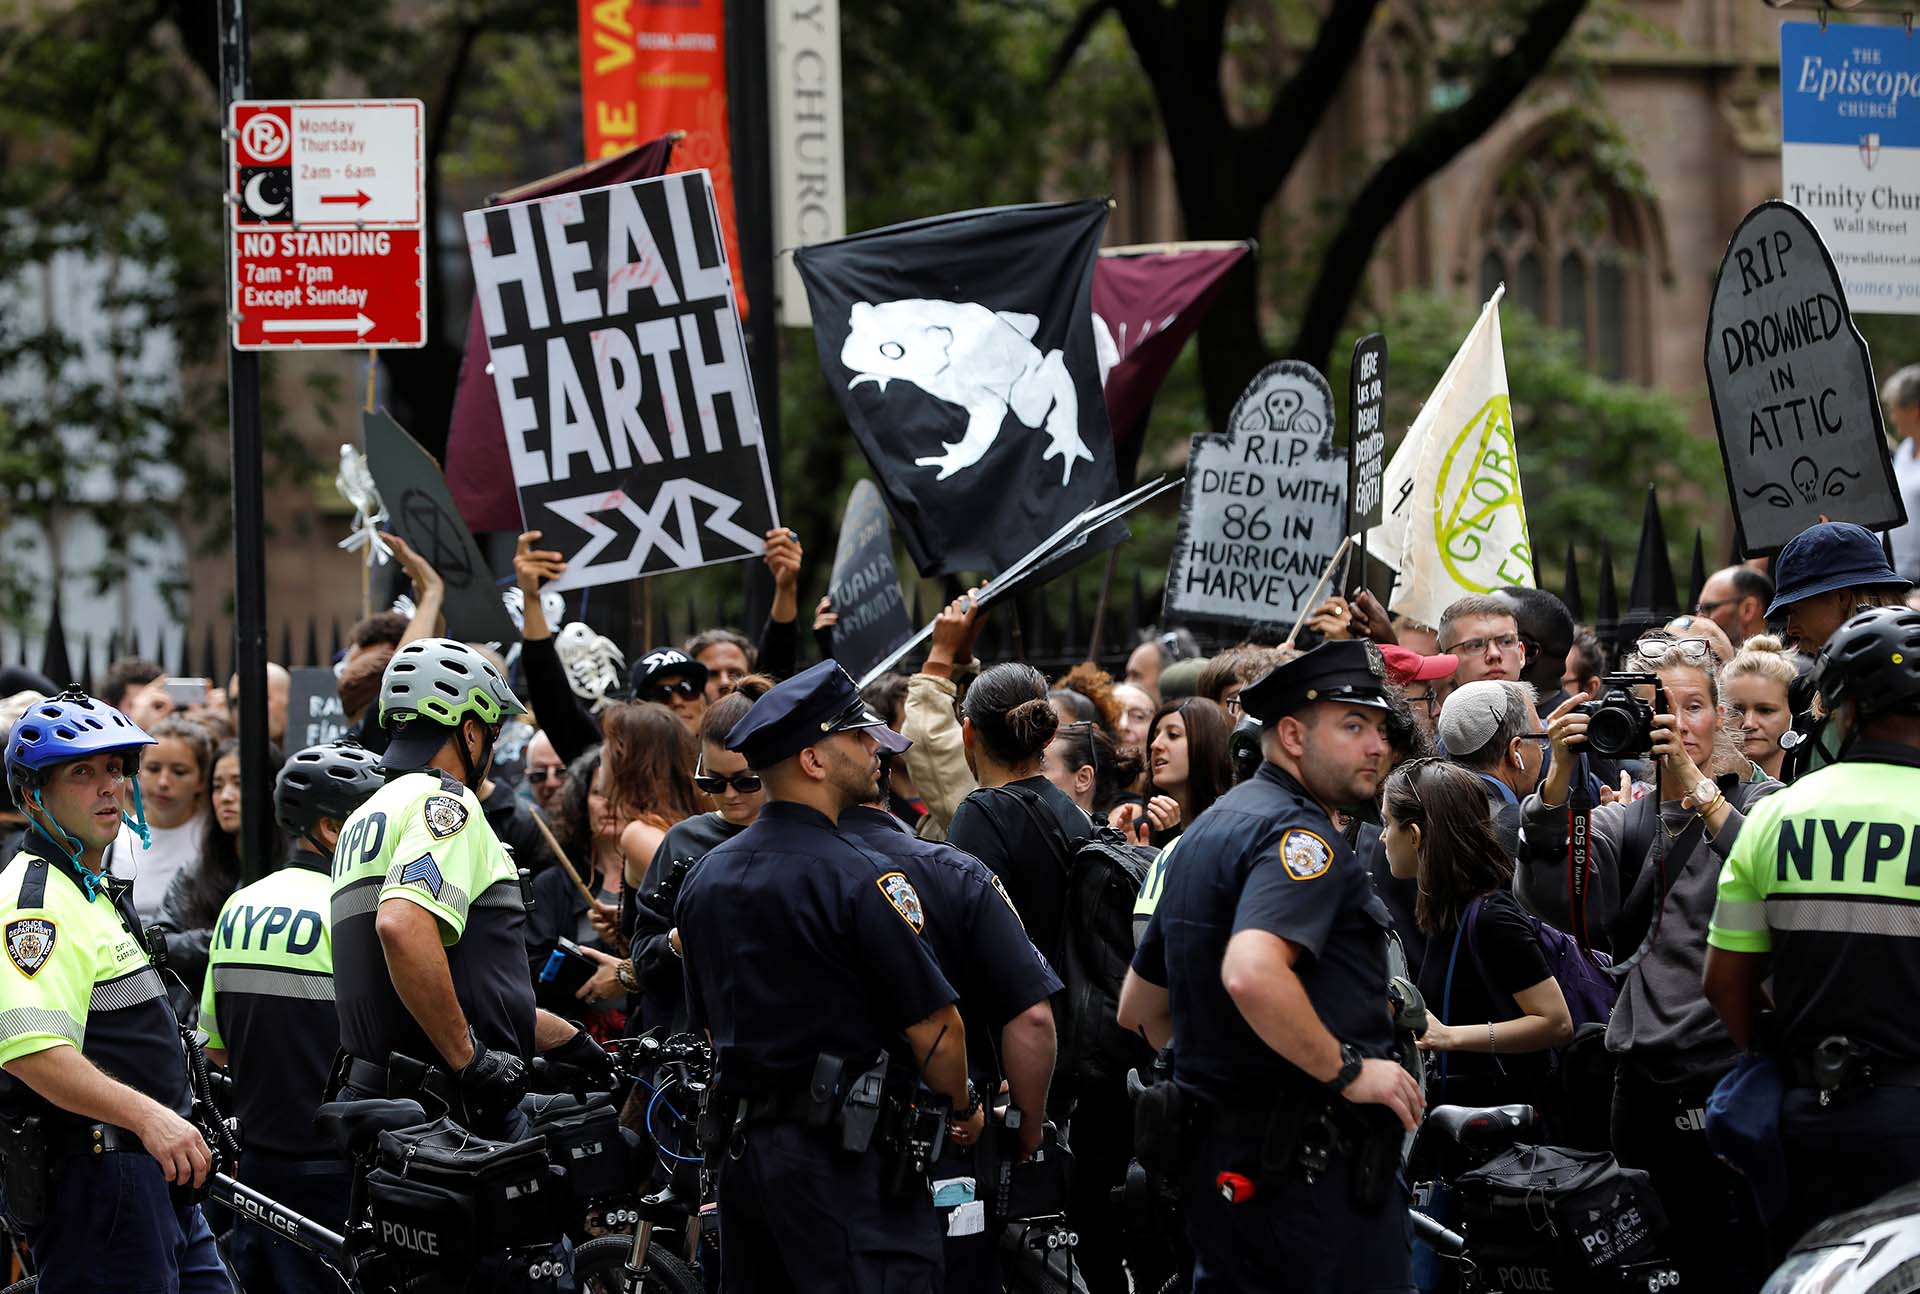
5, 917, 57, 977
423, 795, 468, 840
876, 871, 926, 934
1278, 829, 1334, 882
399, 854, 445, 899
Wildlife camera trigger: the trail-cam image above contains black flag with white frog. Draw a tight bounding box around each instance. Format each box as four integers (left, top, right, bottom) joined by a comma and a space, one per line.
795, 200, 1117, 575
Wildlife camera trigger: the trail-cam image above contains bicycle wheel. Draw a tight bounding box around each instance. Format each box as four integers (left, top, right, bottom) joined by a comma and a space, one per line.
573, 1234, 703, 1294
2, 1277, 35, 1294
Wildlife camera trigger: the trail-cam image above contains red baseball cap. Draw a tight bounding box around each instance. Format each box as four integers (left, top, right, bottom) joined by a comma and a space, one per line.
1379, 643, 1457, 685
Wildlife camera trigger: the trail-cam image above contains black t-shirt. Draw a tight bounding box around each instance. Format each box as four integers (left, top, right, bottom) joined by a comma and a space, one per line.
483, 779, 552, 876
628, 813, 747, 1033
1132, 763, 1396, 1108
947, 777, 1091, 972
1415, 890, 1553, 1107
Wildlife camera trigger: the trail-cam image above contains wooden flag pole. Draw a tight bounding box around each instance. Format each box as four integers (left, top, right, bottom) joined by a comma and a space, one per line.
1284, 535, 1354, 649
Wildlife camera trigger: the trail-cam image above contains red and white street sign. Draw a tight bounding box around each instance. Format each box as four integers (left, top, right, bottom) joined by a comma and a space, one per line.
228, 100, 427, 350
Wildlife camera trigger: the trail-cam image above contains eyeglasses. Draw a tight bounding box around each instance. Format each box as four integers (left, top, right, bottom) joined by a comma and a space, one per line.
1402, 688, 1440, 717
1634, 636, 1714, 666
1695, 598, 1734, 617
526, 768, 565, 786
694, 771, 763, 795
643, 679, 703, 703
1223, 696, 1243, 716
1444, 633, 1522, 659
1515, 733, 1552, 749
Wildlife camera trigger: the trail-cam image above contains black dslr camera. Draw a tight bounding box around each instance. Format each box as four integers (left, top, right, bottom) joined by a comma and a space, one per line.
1574, 673, 1666, 758
1228, 716, 1264, 785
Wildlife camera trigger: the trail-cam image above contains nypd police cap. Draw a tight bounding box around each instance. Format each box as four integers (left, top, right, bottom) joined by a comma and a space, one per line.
725, 659, 892, 768
1236, 639, 1393, 723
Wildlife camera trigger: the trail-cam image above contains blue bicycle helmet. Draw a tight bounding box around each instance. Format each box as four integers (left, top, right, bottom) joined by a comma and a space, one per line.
5, 690, 158, 871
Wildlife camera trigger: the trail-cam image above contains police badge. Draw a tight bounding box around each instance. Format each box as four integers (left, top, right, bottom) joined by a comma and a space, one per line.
6, 918, 57, 977
423, 795, 469, 840
876, 871, 926, 933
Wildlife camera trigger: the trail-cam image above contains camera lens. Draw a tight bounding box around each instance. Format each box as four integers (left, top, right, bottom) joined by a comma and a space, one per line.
1586, 706, 1636, 757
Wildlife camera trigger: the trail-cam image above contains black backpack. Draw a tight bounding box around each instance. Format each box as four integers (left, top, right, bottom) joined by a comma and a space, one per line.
976, 784, 1157, 1087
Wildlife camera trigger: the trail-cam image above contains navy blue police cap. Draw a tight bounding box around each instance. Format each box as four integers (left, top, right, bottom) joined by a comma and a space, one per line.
1235, 639, 1393, 723
725, 659, 892, 768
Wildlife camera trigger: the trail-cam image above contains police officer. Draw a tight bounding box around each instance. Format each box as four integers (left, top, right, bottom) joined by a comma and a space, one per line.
1117, 641, 1424, 1292
329, 640, 612, 1139
0, 691, 231, 1293
675, 660, 981, 1293
1706, 606, 1920, 1242
201, 740, 384, 1293
840, 725, 1062, 1288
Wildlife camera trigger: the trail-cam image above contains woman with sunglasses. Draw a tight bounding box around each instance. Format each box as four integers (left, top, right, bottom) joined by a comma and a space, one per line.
1518, 631, 1780, 1291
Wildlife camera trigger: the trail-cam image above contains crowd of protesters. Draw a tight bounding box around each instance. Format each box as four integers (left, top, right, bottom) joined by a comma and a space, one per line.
2, 504, 1916, 1294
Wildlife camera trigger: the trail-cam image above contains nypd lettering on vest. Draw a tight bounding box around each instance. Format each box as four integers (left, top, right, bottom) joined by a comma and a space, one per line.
5, 917, 56, 977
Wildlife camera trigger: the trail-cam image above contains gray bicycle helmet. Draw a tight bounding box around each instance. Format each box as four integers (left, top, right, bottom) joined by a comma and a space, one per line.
379, 638, 525, 773
275, 741, 385, 840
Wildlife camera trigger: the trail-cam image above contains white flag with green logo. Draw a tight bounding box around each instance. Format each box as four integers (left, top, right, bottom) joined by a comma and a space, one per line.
1366, 286, 1533, 629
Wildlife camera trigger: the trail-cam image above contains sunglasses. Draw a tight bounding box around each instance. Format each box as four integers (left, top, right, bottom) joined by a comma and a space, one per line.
643, 679, 703, 702
694, 771, 763, 795
526, 768, 565, 786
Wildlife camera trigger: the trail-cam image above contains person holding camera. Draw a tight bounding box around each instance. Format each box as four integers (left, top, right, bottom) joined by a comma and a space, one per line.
1518, 633, 1780, 1291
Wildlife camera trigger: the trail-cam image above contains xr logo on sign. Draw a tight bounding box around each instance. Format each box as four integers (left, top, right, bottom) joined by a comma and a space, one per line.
398, 488, 474, 588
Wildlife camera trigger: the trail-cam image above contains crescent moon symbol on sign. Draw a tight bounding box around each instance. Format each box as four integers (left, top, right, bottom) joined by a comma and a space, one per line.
244, 173, 285, 218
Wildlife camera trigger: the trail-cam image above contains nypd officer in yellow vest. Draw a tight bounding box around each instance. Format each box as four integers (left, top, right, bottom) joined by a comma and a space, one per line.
330, 639, 613, 1140
1118, 641, 1424, 1293
1706, 606, 1920, 1242
0, 692, 231, 1294
202, 740, 384, 1293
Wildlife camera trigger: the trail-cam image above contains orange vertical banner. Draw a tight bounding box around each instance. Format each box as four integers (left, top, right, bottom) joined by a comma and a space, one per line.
633, 0, 746, 317
578, 0, 641, 159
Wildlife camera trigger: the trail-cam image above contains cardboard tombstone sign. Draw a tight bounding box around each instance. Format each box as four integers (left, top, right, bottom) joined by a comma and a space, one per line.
1163, 360, 1347, 629
828, 480, 915, 682
362, 410, 518, 645
1705, 200, 1905, 556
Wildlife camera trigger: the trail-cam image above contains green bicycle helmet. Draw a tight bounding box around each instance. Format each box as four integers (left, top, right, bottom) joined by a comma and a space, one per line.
379, 639, 525, 775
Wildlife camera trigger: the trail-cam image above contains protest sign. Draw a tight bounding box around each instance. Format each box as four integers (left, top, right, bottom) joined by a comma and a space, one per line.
1704, 200, 1903, 556
463, 170, 778, 592
362, 410, 517, 645
1347, 333, 1388, 536
857, 475, 1180, 687
1163, 361, 1347, 629
828, 480, 914, 681
1367, 287, 1534, 628
286, 667, 348, 748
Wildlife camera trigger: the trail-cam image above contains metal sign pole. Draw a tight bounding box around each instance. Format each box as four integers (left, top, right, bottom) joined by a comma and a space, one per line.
221, 0, 271, 884
728, 0, 780, 630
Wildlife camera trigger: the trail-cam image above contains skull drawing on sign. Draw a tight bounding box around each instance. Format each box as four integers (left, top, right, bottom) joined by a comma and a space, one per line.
1791, 455, 1818, 505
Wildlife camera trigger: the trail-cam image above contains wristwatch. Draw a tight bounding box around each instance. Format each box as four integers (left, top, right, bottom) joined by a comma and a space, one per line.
1692, 776, 1721, 811
1324, 1041, 1365, 1094
955, 1079, 981, 1121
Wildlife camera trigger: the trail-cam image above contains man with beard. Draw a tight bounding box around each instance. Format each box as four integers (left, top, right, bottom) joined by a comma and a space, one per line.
1118, 641, 1424, 1292
674, 660, 980, 1293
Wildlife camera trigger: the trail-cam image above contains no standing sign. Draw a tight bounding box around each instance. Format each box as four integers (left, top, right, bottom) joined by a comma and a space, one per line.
228, 100, 428, 350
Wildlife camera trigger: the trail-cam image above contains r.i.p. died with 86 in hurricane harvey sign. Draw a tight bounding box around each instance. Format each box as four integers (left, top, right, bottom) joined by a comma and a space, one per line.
464, 169, 778, 592
1163, 361, 1346, 628
1704, 200, 1904, 556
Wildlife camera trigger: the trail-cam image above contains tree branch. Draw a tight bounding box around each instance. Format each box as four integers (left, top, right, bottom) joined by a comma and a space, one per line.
1287, 0, 1591, 370
1247, 0, 1386, 203
1043, 0, 1116, 91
